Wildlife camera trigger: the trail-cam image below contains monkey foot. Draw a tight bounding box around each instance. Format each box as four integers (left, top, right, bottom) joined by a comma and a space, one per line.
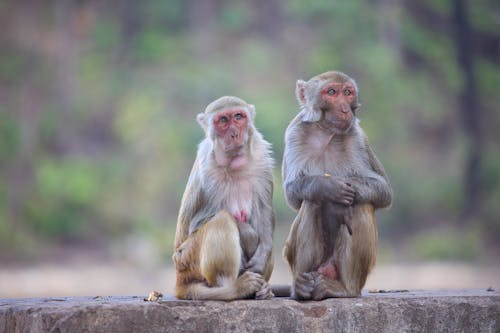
255, 281, 274, 300
292, 272, 318, 300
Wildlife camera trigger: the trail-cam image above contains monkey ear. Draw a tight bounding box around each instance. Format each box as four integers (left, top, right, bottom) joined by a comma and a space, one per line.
352, 102, 362, 114
247, 104, 256, 119
196, 113, 209, 130
295, 80, 307, 107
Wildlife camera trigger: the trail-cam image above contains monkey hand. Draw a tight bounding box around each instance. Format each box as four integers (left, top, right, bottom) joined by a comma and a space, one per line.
255, 281, 274, 300
325, 177, 356, 206
301, 175, 355, 206
235, 271, 265, 299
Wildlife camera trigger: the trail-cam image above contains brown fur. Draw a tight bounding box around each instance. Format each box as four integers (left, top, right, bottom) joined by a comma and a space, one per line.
282, 71, 392, 300
173, 96, 275, 300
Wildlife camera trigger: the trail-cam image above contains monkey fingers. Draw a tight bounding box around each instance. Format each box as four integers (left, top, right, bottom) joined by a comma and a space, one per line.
326, 179, 356, 206
338, 182, 356, 206
255, 281, 274, 300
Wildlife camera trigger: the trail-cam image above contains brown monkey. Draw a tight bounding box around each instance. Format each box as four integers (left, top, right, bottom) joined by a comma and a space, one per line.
173, 96, 275, 300
282, 71, 392, 300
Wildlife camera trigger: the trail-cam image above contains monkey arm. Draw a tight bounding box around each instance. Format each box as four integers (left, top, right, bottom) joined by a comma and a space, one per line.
284, 175, 321, 208
245, 180, 275, 276
347, 175, 391, 208
174, 160, 211, 250
245, 212, 274, 275
285, 174, 357, 208
347, 138, 392, 209
282, 118, 309, 210
283, 150, 326, 210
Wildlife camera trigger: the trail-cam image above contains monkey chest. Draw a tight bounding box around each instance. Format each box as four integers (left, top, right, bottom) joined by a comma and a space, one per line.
306, 143, 365, 176
222, 180, 253, 223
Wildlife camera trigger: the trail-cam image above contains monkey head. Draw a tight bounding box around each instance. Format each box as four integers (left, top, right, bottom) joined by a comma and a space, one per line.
197, 96, 256, 168
296, 71, 361, 133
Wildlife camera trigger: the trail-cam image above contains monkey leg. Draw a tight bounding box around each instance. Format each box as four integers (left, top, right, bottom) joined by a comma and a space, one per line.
199, 210, 241, 286
312, 203, 377, 300
283, 202, 328, 300
238, 219, 274, 300
174, 210, 265, 300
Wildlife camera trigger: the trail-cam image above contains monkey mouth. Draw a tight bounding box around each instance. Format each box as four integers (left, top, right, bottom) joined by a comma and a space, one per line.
322, 118, 354, 133
325, 118, 351, 126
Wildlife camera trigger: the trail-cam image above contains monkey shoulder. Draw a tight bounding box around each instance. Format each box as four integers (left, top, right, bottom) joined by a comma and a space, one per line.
285, 120, 321, 153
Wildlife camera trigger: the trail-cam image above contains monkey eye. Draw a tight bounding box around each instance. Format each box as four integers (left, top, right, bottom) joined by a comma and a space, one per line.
219, 116, 229, 123
327, 88, 337, 95
234, 113, 244, 120
344, 89, 352, 96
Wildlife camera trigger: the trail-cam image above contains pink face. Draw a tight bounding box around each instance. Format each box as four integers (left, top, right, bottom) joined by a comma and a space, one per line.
320, 82, 356, 129
213, 108, 249, 153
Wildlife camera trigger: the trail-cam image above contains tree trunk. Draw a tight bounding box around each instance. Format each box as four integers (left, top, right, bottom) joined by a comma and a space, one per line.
452, 0, 482, 220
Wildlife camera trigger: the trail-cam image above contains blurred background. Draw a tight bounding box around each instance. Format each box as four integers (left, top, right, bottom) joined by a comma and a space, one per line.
1, 0, 499, 298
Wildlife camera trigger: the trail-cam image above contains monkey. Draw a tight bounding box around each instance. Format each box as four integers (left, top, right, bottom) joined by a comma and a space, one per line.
282, 71, 393, 300
173, 96, 275, 300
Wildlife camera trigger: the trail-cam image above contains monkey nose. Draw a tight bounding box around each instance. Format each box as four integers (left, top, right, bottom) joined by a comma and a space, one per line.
230, 129, 239, 139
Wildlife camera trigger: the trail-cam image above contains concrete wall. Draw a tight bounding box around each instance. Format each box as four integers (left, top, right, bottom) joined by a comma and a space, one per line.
1, 290, 498, 332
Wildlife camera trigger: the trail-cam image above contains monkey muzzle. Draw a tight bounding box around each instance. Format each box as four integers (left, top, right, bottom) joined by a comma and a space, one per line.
222, 127, 246, 155
224, 144, 245, 157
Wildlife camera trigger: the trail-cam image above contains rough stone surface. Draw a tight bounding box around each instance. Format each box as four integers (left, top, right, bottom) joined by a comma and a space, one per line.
0, 289, 498, 333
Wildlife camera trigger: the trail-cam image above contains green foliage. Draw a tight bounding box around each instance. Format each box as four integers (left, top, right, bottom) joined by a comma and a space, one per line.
0, 111, 19, 163
23, 158, 103, 239
220, 3, 251, 32
36, 159, 101, 206
90, 20, 121, 53
0, 0, 498, 259
410, 226, 482, 261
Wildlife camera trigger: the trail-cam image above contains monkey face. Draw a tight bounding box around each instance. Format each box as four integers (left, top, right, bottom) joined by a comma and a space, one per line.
213, 108, 249, 155
296, 71, 360, 127
318, 81, 357, 132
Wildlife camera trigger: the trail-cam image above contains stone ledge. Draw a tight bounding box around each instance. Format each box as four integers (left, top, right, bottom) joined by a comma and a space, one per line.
1, 289, 498, 332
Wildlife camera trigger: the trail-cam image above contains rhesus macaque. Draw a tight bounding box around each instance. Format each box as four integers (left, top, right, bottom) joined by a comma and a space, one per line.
173, 96, 275, 300
282, 71, 392, 300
